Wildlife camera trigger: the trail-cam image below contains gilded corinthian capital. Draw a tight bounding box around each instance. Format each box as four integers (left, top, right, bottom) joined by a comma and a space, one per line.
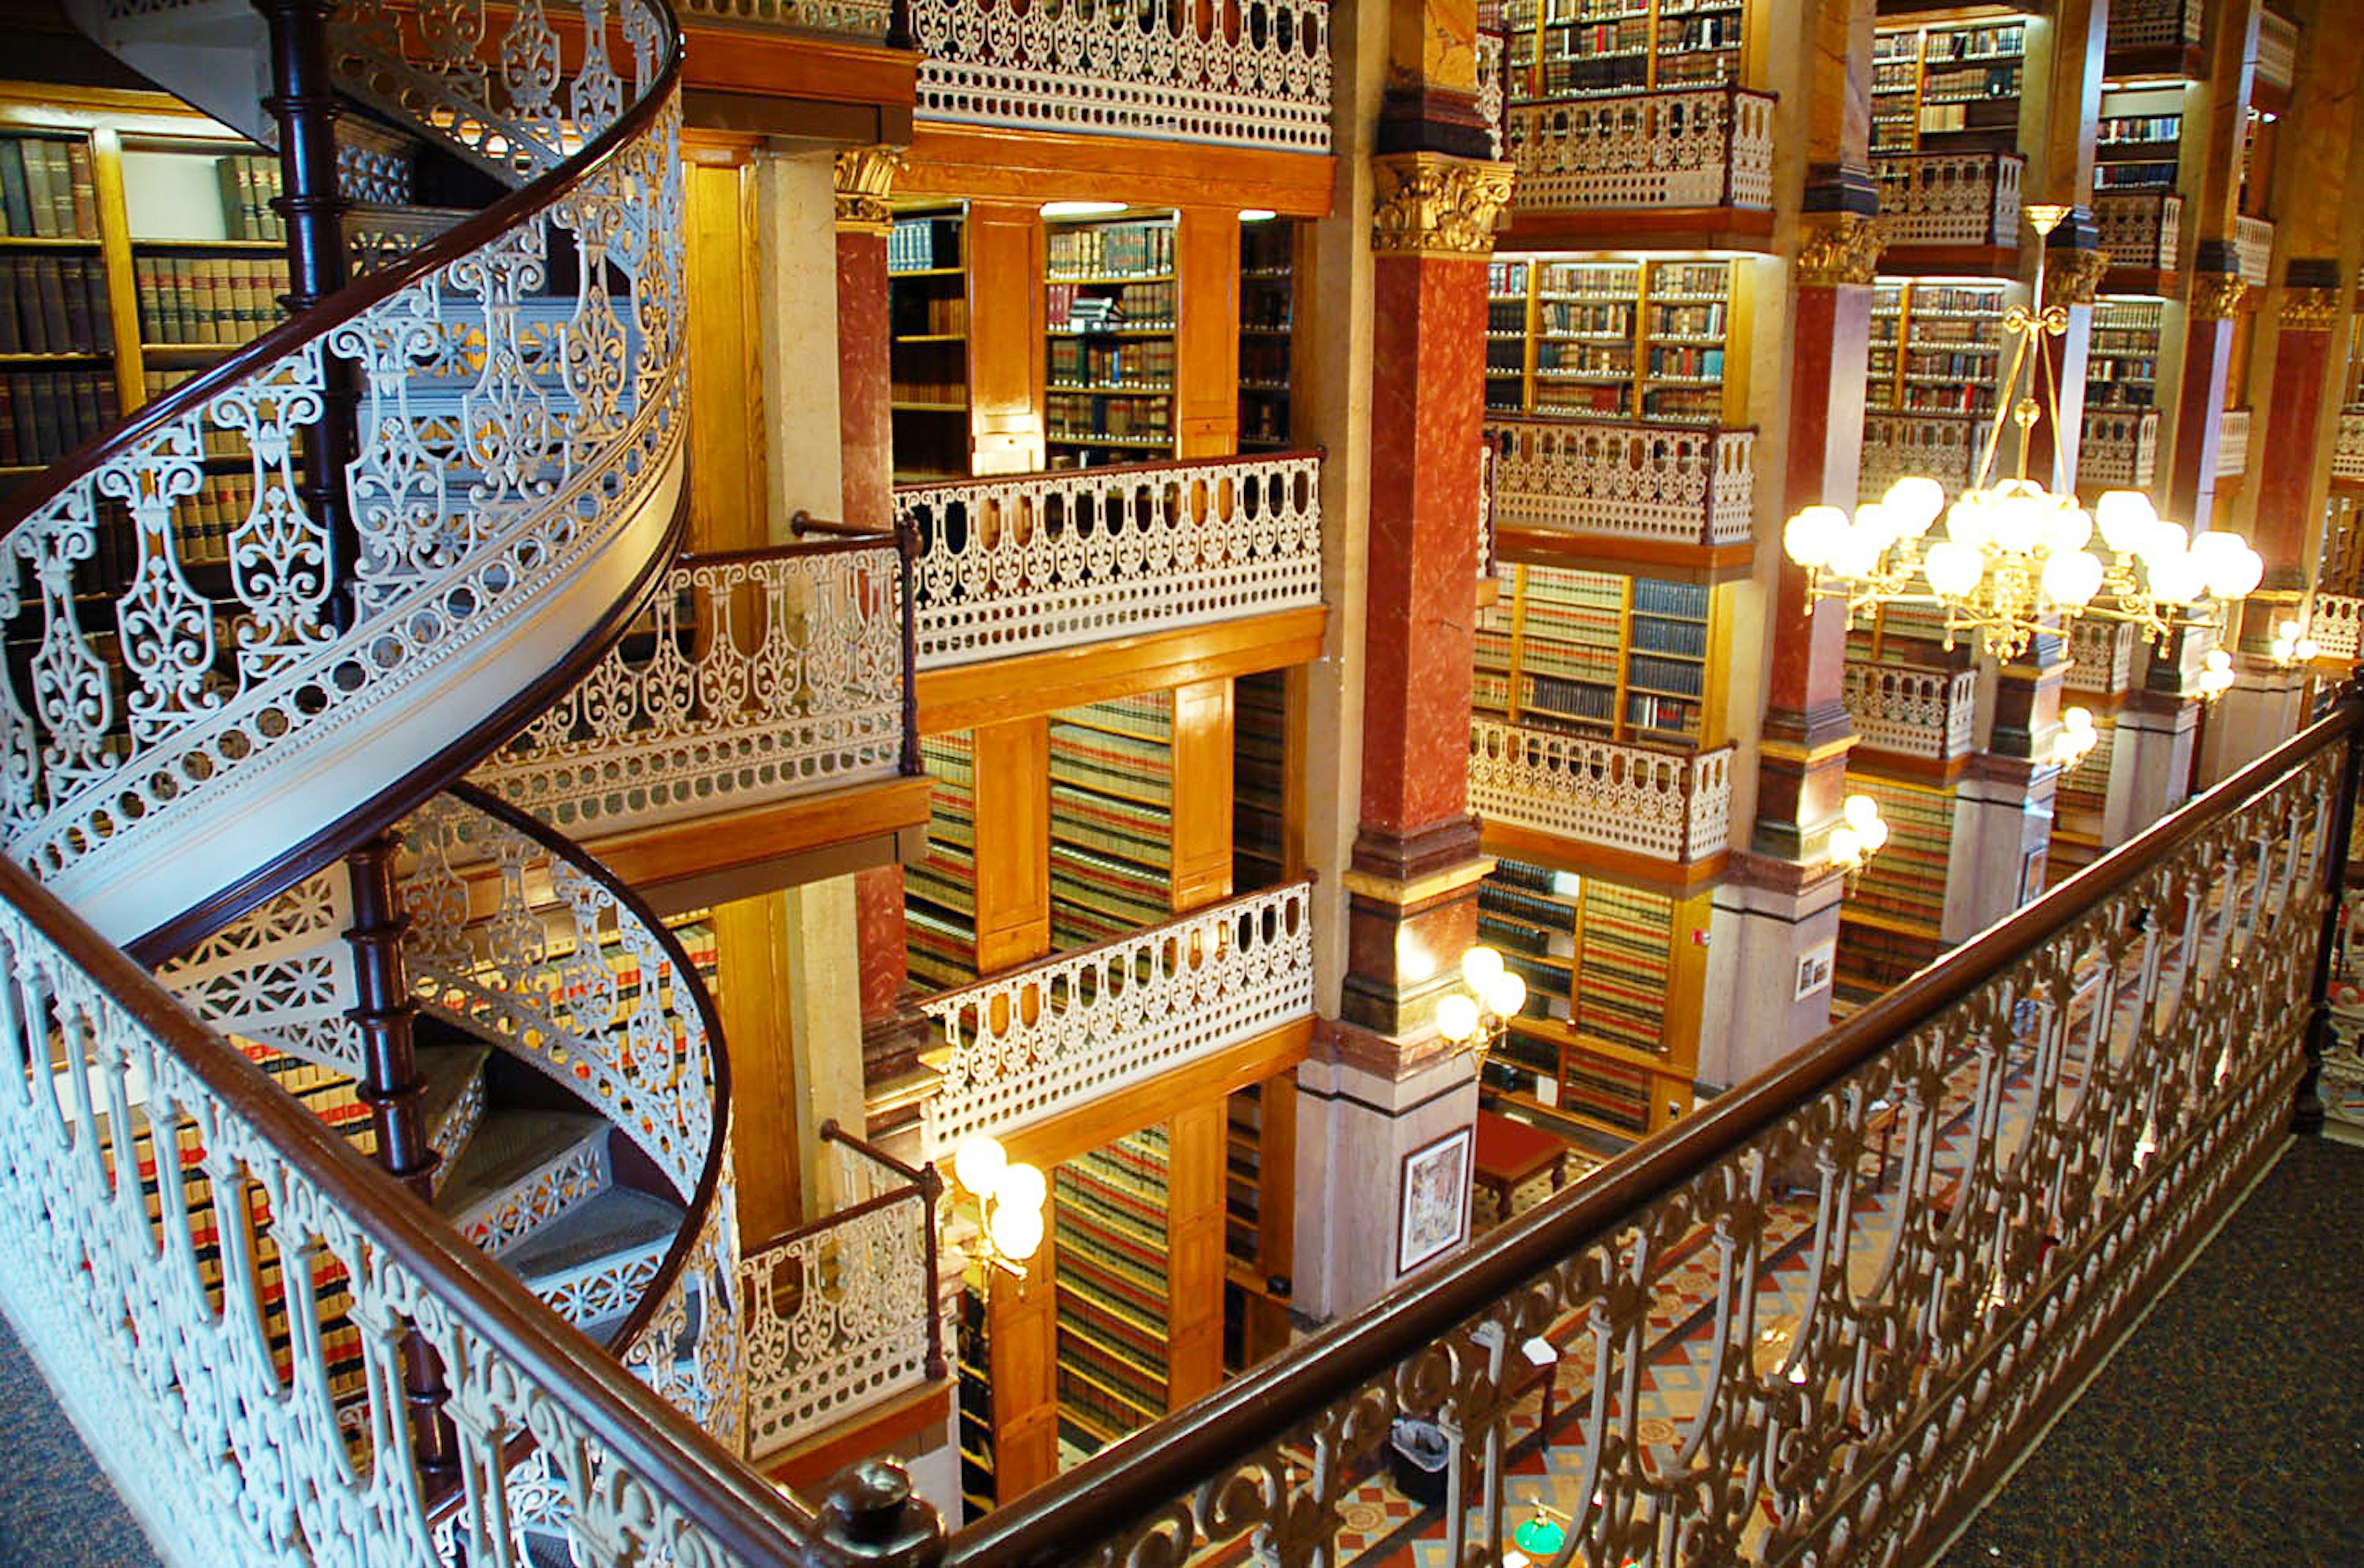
834, 146, 906, 235
1370, 151, 1515, 259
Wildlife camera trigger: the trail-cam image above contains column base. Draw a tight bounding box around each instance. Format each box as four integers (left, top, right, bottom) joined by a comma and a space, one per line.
1699, 853, 1849, 1090
2197, 662, 2314, 789
1944, 755, 2059, 943
2103, 691, 2200, 846
1289, 1019, 1479, 1321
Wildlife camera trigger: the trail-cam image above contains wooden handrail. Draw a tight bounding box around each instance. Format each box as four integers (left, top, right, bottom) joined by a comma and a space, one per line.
891, 447, 1325, 496
944, 693, 2364, 1566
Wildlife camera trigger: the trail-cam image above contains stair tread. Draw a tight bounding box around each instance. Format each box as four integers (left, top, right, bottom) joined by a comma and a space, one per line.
435, 1109, 606, 1221
414, 1042, 489, 1139
506, 1186, 683, 1285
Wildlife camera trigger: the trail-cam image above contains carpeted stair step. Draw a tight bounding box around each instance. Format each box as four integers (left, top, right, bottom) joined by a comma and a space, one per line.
436, 1109, 610, 1257
504, 1185, 685, 1339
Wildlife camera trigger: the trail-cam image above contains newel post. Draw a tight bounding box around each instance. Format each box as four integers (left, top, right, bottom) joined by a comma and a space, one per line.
813, 1461, 947, 1568
2296, 684, 2364, 1136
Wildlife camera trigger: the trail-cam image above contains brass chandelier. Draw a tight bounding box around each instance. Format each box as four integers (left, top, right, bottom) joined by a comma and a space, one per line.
1782, 206, 2263, 662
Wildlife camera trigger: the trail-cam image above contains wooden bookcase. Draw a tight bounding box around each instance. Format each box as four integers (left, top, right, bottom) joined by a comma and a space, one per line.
905, 731, 980, 991
1236, 219, 1293, 451
1870, 17, 2028, 157
1052, 1127, 1172, 1457
1867, 278, 2012, 418
889, 203, 972, 482
2086, 296, 2164, 412
2094, 92, 2181, 196
0, 92, 296, 504
1231, 670, 1290, 891
1048, 694, 1176, 952
1478, 564, 1724, 747
1486, 255, 1741, 425
1833, 773, 1953, 1015
1497, 0, 1745, 103
1044, 211, 1178, 466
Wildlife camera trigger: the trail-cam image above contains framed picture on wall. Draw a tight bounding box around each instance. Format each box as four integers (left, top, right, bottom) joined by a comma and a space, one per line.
1397, 1126, 1474, 1276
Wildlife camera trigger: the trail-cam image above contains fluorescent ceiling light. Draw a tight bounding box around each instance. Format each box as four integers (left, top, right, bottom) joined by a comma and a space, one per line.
1239, 208, 1279, 222
1040, 200, 1127, 218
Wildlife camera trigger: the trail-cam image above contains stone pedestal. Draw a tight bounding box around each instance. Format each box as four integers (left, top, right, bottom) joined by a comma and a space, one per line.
1944, 757, 2060, 942
2198, 661, 2314, 787
2103, 691, 2200, 846
1698, 855, 1849, 1092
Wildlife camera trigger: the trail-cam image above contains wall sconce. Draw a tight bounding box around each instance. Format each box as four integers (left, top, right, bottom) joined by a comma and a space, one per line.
2270, 617, 2320, 668
2051, 705, 2099, 770
1830, 794, 1889, 877
953, 1134, 1047, 1276
1437, 945, 1528, 1061
2196, 647, 2236, 702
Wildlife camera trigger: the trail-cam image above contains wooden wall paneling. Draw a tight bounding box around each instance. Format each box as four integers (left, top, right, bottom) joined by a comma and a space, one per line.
964, 199, 1046, 475
1281, 663, 1311, 880
986, 1246, 1060, 1500
714, 891, 803, 1239
683, 135, 768, 552
1176, 205, 1243, 456
1162, 1098, 1228, 1404
1169, 676, 1236, 912
971, 715, 1052, 972
1654, 883, 1716, 1133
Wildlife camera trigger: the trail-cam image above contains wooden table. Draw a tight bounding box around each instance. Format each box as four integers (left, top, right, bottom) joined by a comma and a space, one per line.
1474, 1108, 1570, 1222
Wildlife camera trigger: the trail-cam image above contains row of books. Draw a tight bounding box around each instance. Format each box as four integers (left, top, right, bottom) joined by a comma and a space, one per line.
888, 215, 961, 273
2099, 115, 2181, 147
1652, 262, 1729, 300
1652, 301, 1726, 338
890, 375, 964, 406
1893, 284, 2007, 320
135, 254, 286, 347
1544, 20, 1647, 56
1625, 690, 1701, 736
1535, 58, 1646, 97
1629, 654, 1705, 697
1923, 22, 2024, 60
0, 369, 120, 466
1049, 337, 1173, 390
1663, 14, 1741, 50
1238, 337, 1290, 390
1046, 393, 1171, 444
1846, 777, 1951, 927
1891, 384, 1997, 416
0, 136, 96, 240
0, 254, 112, 355
211, 154, 287, 243
905, 733, 978, 989
1920, 63, 2019, 105
1646, 345, 1724, 380
1902, 350, 2000, 382
1535, 261, 1640, 299
145, 368, 243, 457
1631, 613, 1707, 657
1905, 317, 1998, 347
1632, 578, 1709, 627
2095, 162, 2177, 190
1047, 281, 1174, 331
892, 291, 967, 336
1046, 222, 1174, 280
1534, 384, 1629, 417
1537, 342, 1631, 377
159, 471, 265, 566
1523, 671, 1617, 724
1641, 385, 1723, 422
1538, 300, 1633, 337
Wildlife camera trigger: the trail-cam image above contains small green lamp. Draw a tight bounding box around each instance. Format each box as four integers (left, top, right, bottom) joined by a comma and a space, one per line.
1511, 1501, 1570, 1558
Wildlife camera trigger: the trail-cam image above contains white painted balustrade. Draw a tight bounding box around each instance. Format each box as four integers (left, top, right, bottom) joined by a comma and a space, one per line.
2335, 411, 2364, 481
2313, 595, 2364, 663
2065, 619, 2139, 696
1506, 86, 1775, 213
1841, 663, 1978, 760
1487, 417, 1753, 547
896, 452, 1322, 668
2110, 0, 2203, 47
1478, 28, 1505, 159
1467, 719, 1732, 861
1862, 414, 1986, 497
2216, 408, 2250, 480
1875, 152, 2024, 246
909, 0, 1332, 153
2236, 216, 2276, 286
677, 0, 891, 36
2093, 190, 2181, 270
475, 537, 910, 837
921, 881, 1314, 1157
2257, 10, 2297, 93
2080, 408, 2160, 490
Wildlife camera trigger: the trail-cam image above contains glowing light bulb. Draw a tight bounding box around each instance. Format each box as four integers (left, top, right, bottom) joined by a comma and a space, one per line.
1829, 826, 1863, 867
995, 1161, 1047, 1216
2094, 489, 2158, 554
954, 1135, 1007, 1197
1924, 541, 1984, 597
1844, 794, 1881, 830
1946, 493, 1996, 552
1461, 945, 1505, 996
1436, 992, 1480, 1043
1783, 505, 1849, 568
989, 1199, 1044, 1262
1882, 476, 1947, 537
1490, 971, 1529, 1019
2040, 549, 2104, 608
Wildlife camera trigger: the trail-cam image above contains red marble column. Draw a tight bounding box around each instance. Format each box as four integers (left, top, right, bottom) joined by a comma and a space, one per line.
2251, 267, 2345, 576
2166, 268, 2243, 535
1339, 139, 1510, 1040
833, 147, 903, 529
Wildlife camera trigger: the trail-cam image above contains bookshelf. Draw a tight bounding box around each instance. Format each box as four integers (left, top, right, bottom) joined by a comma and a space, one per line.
1045, 211, 1178, 467
1487, 255, 1737, 425
2085, 296, 2163, 412
906, 731, 980, 991
1053, 1127, 1171, 1457
1048, 694, 1175, 951
1478, 565, 1718, 746
1866, 279, 2012, 418
1476, 859, 1680, 1138
1835, 773, 1953, 1012
1237, 219, 1293, 451
2048, 713, 2115, 883
957, 1274, 995, 1521
1497, 0, 1745, 103
121, 137, 289, 372
2094, 94, 2181, 195
1872, 17, 2028, 157
890, 204, 971, 483
1232, 670, 1289, 891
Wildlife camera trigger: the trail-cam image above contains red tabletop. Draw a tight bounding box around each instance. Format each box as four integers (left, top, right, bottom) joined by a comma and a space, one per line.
1474, 1108, 1568, 1186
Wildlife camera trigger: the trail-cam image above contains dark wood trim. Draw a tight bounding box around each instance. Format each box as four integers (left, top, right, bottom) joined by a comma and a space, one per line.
892, 447, 1324, 497
943, 696, 2364, 1568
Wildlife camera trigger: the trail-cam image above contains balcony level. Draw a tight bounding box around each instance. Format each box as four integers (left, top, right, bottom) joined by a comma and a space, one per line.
2104, 0, 2205, 82
1486, 417, 1756, 579
1874, 150, 2024, 276
2096, 189, 2181, 294
1501, 85, 1779, 250
2332, 409, 2364, 486
1843, 659, 1978, 770
673, 0, 916, 140
2080, 407, 2161, 494
1468, 717, 1733, 881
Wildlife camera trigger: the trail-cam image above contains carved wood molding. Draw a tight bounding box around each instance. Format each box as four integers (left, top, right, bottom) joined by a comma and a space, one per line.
834, 145, 907, 235
2280, 284, 2345, 331
2042, 244, 2111, 310
2189, 271, 2249, 320
1796, 210, 1883, 286
1370, 151, 1515, 257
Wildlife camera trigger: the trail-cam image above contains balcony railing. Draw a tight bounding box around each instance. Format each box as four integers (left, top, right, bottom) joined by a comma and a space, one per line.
2081, 407, 2160, 490
1486, 417, 1754, 547
1505, 86, 1776, 214
2338, 411, 2364, 481
2217, 408, 2251, 479
2312, 594, 2364, 663
1862, 412, 1989, 497
2094, 190, 2181, 270
1842, 661, 1978, 759
2109, 0, 2203, 47
1468, 718, 1733, 861
2236, 215, 2276, 285
474, 530, 914, 837
895, 451, 1322, 669
908, 0, 1332, 153
675, 0, 891, 37
944, 698, 2357, 1568
920, 880, 1314, 1157
740, 1122, 943, 1460
2258, 9, 2298, 94
2066, 617, 2140, 695
1875, 151, 2024, 247
1478, 27, 1506, 160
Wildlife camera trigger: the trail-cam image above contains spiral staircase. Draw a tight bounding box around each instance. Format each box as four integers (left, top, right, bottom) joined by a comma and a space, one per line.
0, 0, 835, 1559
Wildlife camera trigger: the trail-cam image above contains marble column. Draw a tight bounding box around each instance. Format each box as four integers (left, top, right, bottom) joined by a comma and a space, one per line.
833, 147, 903, 528
2015, 0, 2104, 492
1944, 648, 2066, 943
